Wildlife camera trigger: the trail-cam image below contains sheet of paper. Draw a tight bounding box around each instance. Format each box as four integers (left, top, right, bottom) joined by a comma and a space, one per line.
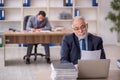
40, 30, 51, 32
81, 50, 101, 60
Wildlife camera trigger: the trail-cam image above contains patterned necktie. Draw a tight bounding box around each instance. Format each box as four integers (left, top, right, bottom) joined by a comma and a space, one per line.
82, 39, 86, 50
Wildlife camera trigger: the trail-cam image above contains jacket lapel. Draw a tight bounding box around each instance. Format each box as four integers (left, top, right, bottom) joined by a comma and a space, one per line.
87, 33, 94, 50
73, 33, 81, 59
73, 33, 80, 48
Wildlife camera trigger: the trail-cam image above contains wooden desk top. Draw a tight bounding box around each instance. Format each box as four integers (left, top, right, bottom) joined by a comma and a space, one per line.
4, 30, 72, 36
4, 30, 72, 44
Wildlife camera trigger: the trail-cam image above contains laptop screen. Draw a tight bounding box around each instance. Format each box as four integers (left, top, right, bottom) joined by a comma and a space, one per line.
78, 59, 110, 79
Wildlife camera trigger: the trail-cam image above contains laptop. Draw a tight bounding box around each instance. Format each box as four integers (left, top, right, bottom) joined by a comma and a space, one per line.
78, 59, 110, 79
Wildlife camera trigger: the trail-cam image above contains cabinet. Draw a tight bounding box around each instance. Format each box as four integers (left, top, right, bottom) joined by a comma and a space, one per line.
0, 0, 99, 34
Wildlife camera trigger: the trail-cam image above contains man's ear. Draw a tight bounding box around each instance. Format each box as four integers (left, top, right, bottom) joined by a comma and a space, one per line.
86, 23, 88, 29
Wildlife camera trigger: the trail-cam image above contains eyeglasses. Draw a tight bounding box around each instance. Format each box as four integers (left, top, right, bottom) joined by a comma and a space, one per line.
72, 25, 87, 31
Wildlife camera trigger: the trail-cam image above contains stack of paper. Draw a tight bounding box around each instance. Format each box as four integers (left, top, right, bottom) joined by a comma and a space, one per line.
51, 63, 78, 80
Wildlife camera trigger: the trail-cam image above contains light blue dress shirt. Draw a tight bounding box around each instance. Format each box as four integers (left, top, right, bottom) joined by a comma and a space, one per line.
79, 36, 88, 51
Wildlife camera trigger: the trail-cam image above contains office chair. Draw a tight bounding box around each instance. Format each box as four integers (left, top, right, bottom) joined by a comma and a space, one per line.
23, 15, 47, 63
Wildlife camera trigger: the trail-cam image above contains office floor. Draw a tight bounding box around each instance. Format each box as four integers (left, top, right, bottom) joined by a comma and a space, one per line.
0, 45, 120, 80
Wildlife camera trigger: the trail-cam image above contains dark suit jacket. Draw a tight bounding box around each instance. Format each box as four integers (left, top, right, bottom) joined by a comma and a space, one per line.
60, 33, 106, 65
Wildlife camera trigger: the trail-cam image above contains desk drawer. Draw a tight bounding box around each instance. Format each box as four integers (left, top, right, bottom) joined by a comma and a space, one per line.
5, 35, 26, 44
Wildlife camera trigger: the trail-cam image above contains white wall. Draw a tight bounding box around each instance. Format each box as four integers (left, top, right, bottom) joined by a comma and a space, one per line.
99, 0, 117, 45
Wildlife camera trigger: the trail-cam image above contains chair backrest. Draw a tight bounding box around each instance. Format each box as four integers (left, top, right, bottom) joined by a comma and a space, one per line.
78, 59, 110, 79
23, 15, 31, 30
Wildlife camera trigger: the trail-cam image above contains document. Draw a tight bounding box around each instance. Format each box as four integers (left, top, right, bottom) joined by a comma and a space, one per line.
40, 30, 51, 32
81, 50, 101, 60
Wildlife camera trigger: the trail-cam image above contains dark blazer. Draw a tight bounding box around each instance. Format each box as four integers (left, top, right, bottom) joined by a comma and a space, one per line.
60, 33, 106, 65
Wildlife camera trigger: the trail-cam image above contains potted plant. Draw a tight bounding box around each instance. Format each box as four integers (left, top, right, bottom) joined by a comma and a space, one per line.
105, 0, 120, 42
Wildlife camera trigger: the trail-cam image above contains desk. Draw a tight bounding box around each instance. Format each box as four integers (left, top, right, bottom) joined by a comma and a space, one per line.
3, 31, 71, 66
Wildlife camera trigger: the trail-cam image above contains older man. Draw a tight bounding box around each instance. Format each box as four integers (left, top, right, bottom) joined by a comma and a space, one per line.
60, 16, 106, 69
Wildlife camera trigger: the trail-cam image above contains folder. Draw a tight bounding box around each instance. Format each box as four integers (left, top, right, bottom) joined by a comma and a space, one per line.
63, 0, 67, 6
74, 9, 80, 16
92, 0, 98, 6
1, 0, 4, 6
23, 0, 26, 6
23, 0, 27, 7
27, 0, 30, 6
23, 0, 30, 7
0, 9, 4, 20
0, 37, 2, 47
0, 10, 2, 20
0, 0, 4, 6
0, 9, 5, 20
65, 0, 69, 6
117, 59, 120, 68
0, 0, 2, 6
18, 44, 28, 47
68, 0, 73, 6
0, 0, 1, 6
2, 10, 5, 20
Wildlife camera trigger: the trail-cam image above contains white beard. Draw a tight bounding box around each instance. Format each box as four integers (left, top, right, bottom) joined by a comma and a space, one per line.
78, 33, 88, 39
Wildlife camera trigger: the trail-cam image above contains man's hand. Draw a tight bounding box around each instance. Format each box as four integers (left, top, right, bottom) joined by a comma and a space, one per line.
74, 64, 78, 70
31, 28, 36, 32
36, 29, 41, 32
30, 28, 41, 32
